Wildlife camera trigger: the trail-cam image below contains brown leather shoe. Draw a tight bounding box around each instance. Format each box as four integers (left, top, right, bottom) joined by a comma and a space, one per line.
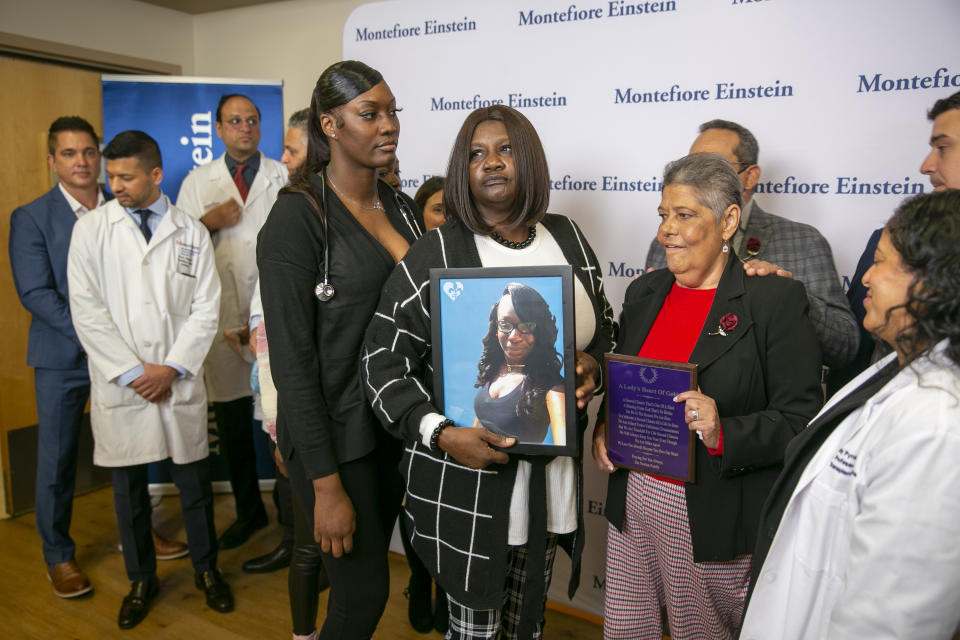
46, 560, 93, 598
152, 529, 189, 561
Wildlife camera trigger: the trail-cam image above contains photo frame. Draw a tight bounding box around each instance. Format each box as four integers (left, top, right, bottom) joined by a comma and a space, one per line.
430, 266, 578, 457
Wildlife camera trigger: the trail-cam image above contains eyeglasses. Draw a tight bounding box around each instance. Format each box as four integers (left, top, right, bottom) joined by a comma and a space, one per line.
225, 116, 260, 128
731, 161, 752, 175
497, 321, 536, 335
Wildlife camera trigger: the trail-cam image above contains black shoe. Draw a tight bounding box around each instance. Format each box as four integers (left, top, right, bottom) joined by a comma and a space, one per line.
118, 576, 158, 630
217, 511, 268, 550
242, 540, 293, 574
405, 575, 433, 633
194, 569, 234, 613
434, 584, 449, 634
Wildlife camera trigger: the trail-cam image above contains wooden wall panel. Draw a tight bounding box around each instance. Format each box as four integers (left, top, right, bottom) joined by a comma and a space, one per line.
0, 56, 104, 516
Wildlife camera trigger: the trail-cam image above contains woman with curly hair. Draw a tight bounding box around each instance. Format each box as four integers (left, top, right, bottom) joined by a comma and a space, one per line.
742, 190, 960, 640
473, 283, 565, 446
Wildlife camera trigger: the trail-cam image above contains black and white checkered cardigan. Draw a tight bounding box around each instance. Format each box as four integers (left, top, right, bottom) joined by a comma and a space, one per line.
363, 214, 615, 609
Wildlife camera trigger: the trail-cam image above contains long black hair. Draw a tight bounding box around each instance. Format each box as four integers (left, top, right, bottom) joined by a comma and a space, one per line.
475, 283, 562, 417
280, 60, 383, 215
884, 190, 960, 367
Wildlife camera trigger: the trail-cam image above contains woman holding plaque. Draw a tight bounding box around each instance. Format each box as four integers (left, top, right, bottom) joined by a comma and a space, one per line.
363, 105, 614, 639
593, 153, 823, 640
257, 60, 422, 639
741, 191, 960, 640
473, 283, 566, 446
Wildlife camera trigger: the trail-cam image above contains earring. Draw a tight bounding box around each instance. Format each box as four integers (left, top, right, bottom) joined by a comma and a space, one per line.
330, 133, 337, 139
722, 242, 730, 254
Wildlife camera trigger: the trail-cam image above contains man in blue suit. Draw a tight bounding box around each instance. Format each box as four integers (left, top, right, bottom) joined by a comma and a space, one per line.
9, 117, 190, 598
9, 117, 105, 598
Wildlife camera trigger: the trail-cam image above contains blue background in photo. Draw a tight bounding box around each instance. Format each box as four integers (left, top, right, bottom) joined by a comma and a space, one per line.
437, 275, 564, 444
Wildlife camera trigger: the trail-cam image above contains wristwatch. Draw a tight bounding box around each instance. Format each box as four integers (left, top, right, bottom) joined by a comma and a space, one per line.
429, 418, 454, 452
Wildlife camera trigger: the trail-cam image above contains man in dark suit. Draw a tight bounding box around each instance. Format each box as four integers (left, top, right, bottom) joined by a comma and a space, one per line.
9, 117, 186, 599
646, 120, 858, 371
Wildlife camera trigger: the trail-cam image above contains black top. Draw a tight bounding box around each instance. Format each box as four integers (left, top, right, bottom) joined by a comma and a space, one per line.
257, 173, 421, 478
473, 372, 563, 444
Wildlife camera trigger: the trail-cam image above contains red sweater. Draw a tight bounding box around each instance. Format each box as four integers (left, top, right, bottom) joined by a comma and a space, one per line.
638, 283, 723, 483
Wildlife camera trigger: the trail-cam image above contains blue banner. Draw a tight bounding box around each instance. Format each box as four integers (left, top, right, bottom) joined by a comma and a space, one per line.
102, 76, 283, 200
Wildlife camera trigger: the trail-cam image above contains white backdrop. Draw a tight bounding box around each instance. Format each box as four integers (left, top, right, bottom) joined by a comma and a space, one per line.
344, 0, 960, 618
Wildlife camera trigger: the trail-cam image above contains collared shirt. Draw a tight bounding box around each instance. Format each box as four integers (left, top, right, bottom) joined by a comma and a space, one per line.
58, 182, 106, 218
124, 192, 169, 235
225, 152, 260, 189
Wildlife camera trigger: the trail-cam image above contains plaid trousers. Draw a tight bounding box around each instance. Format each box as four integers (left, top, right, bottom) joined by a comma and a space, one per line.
446, 534, 559, 640
604, 472, 750, 640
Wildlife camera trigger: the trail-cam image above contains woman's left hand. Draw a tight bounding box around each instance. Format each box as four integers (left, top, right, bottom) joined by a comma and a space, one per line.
674, 388, 721, 450
575, 350, 599, 409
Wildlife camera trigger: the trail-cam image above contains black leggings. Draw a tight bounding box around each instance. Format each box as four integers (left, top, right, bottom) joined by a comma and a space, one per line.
286, 438, 403, 639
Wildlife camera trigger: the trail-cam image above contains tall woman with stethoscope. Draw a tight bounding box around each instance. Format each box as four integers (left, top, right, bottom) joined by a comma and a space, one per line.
257, 60, 422, 640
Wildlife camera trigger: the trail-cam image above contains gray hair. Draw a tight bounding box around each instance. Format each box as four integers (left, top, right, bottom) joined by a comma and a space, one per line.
287, 107, 310, 131
663, 153, 743, 221
699, 118, 759, 167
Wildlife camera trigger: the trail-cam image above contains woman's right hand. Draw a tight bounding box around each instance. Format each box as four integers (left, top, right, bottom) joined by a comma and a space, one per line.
438, 427, 515, 469
592, 423, 615, 473
312, 473, 356, 557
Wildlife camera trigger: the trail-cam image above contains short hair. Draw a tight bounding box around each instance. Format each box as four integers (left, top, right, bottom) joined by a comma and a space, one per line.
414, 176, 445, 211
928, 91, 960, 121
699, 119, 759, 167
215, 93, 261, 123
48, 116, 99, 155
475, 283, 562, 417
287, 108, 310, 131
884, 190, 960, 367
445, 106, 550, 235
103, 130, 162, 170
663, 153, 743, 220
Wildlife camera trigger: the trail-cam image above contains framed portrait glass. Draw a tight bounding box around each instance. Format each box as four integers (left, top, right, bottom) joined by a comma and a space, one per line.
429, 266, 578, 457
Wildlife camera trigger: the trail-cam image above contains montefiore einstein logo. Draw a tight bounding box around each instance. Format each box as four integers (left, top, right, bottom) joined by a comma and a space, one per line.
857, 67, 959, 93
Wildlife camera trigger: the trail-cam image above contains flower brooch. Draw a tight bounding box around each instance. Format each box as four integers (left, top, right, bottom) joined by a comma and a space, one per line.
709, 313, 739, 337
745, 237, 761, 258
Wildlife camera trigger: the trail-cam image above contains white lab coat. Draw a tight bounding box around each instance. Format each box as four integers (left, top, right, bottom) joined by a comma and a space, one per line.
176, 152, 286, 401
741, 342, 960, 640
67, 198, 220, 467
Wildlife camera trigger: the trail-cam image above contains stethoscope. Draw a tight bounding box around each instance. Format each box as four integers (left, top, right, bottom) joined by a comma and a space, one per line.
314, 168, 422, 302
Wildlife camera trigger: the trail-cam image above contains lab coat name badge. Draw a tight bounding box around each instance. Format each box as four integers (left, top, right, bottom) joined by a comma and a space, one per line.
176, 240, 200, 277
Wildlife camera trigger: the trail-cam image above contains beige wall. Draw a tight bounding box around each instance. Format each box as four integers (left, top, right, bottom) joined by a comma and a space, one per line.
0, 0, 196, 73
1, 0, 369, 125
193, 0, 367, 122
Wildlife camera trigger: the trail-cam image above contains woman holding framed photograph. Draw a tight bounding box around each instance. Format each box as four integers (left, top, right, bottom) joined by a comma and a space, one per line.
363, 105, 614, 639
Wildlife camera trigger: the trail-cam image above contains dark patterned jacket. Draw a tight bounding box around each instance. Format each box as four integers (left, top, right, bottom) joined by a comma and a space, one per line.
363, 214, 615, 608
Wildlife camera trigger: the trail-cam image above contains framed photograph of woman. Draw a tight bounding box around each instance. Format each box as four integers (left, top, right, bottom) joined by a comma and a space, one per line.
429, 266, 578, 457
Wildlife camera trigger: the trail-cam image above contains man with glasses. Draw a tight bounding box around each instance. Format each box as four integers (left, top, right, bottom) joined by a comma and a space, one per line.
646, 119, 857, 370
176, 94, 287, 550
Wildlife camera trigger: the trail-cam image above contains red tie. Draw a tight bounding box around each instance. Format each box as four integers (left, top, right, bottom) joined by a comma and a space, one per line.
234, 162, 248, 202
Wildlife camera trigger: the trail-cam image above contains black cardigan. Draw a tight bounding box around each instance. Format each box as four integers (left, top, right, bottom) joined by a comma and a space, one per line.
362, 214, 615, 608
604, 252, 824, 562
257, 175, 422, 478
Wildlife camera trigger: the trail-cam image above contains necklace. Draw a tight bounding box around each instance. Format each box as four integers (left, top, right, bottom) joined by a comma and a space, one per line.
504, 363, 526, 373
490, 225, 536, 249
326, 173, 385, 212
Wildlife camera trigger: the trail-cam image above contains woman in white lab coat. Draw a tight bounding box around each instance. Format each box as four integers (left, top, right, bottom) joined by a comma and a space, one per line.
741, 190, 960, 640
